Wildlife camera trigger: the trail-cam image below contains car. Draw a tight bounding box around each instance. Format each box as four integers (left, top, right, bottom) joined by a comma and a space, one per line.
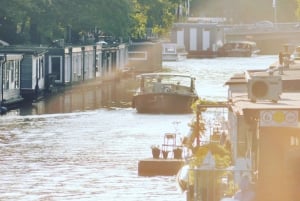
255, 20, 274, 29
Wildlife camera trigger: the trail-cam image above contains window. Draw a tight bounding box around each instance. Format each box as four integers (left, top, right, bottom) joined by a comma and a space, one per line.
50, 56, 62, 82
15, 60, 20, 88
40, 57, 44, 78
290, 136, 299, 146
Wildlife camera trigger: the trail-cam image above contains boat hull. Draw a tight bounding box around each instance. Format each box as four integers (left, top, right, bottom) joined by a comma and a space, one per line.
217, 41, 259, 57
218, 50, 252, 57
162, 54, 187, 61
132, 93, 198, 114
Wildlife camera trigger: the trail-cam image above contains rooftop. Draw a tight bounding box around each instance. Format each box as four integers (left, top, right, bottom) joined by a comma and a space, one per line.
226, 60, 300, 115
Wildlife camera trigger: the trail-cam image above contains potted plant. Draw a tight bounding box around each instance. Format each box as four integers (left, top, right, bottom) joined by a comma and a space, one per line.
162, 150, 169, 159
151, 145, 160, 159
173, 147, 183, 159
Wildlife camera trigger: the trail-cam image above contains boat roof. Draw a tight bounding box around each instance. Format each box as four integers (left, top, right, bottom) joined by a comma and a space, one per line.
226, 61, 300, 114
0, 45, 48, 55
226, 41, 257, 45
136, 72, 195, 79
230, 92, 300, 111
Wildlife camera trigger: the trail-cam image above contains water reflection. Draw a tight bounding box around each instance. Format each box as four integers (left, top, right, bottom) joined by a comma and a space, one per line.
17, 78, 139, 115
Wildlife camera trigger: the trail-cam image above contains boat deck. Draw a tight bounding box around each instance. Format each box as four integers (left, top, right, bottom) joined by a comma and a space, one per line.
138, 158, 184, 176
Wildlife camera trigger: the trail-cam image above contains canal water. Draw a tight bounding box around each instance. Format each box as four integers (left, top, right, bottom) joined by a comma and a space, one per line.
0, 55, 277, 201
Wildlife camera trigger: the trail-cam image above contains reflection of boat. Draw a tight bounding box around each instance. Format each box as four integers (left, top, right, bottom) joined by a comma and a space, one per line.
217, 41, 260, 57
162, 43, 188, 61
132, 73, 198, 113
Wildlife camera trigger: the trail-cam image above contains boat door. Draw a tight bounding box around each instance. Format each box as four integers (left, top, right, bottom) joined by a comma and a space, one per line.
49, 56, 63, 83
202, 30, 210, 51
177, 29, 184, 48
284, 144, 300, 199
189, 28, 197, 51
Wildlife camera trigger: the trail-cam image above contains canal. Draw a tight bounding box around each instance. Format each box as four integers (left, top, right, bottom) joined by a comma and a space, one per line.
0, 55, 277, 201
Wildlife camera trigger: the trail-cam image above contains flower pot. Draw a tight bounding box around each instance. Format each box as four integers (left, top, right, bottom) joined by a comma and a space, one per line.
162, 151, 169, 159
173, 148, 182, 159
152, 148, 160, 159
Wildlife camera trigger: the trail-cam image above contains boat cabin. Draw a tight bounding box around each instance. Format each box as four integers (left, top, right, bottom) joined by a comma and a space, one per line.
217, 41, 260, 57
128, 42, 162, 73
162, 43, 187, 61
0, 53, 23, 107
136, 73, 196, 94
132, 73, 198, 114
0, 47, 48, 101
224, 64, 300, 201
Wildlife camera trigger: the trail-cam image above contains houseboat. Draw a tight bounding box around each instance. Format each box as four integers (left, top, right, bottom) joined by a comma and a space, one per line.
170, 21, 223, 58
127, 41, 162, 73
2, 47, 48, 101
132, 73, 198, 114
217, 41, 260, 57
0, 53, 24, 110
162, 43, 187, 61
179, 59, 300, 201
0, 41, 128, 108
222, 64, 300, 201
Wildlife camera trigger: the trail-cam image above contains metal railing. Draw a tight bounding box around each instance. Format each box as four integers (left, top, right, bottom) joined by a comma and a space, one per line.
223, 22, 300, 35
186, 168, 254, 201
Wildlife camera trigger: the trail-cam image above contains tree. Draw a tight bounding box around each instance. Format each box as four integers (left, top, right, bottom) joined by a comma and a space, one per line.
0, 0, 132, 44
190, 0, 298, 23
129, 0, 189, 40
1, 0, 299, 45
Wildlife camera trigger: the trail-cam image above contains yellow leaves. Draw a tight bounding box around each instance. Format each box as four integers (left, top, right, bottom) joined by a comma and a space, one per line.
191, 143, 232, 169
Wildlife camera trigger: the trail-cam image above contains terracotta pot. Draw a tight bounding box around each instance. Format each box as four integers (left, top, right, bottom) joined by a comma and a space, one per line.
152, 148, 160, 159
162, 151, 169, 159
173, 148, 182, 159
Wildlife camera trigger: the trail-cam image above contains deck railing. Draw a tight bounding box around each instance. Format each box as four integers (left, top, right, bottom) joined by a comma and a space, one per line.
186, 168, 254, 201
223, 22, 300, 35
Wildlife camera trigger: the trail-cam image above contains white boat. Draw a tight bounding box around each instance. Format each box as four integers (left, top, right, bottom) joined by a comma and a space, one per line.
162, 43, 188, 61
217, 41, 260, 57
292, 45, 300, 60
132, 73, 198, 113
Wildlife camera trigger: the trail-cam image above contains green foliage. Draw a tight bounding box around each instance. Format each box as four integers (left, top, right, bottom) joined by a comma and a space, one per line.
0, 0, 183, 44
297, 0, 300, 20
129, 0, 179, 40
191, 98, 225, 113
0, 0, 133, 44
1, 0, 299, 45
190, 143, 231, 169
186, 142, 233, 195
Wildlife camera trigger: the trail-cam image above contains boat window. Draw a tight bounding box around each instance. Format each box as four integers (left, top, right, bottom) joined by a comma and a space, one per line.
139, 74, 194, 89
